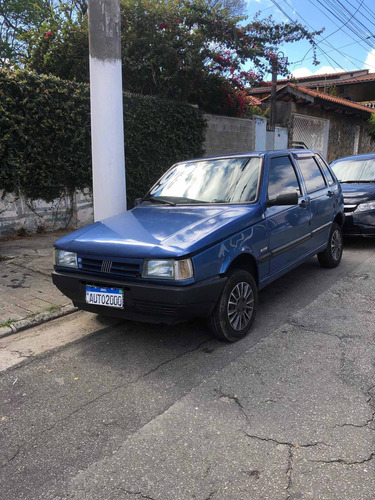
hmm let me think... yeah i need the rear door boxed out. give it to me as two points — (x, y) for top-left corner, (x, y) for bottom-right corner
(265, 154), (312, 275)
(294, 154), (333, 249)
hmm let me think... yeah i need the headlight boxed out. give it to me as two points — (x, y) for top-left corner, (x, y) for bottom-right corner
(142, 259), (193, 280)
(355, 201), (375, 212)
(54, 249), (78, 268)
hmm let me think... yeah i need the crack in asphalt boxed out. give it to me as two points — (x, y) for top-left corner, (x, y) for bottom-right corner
(116, 488), (156, 499)
(287, 321), (355, 342)
(216, 389), (251, 423)
(285, 445), (294, 500)
(310, 453), (375, 466)
(0, 338), (211, 469)
(0, 445), (21, 470)
(203, 489), (218, 500)
(243, 432), (328, 449)
(203, 464), (211, 479)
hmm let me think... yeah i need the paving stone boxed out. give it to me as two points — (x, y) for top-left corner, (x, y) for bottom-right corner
(0, 232), (70, 324)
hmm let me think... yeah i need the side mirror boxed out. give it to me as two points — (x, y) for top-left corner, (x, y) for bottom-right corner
(134, 198), (142, 207)
(268, 192), (299, 207)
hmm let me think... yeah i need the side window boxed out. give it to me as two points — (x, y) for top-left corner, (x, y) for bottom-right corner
(315, 155), (335, 186)
(268, 156), (301, 200)
(297, 157), (327, 193)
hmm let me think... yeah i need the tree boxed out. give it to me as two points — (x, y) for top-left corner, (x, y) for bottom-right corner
(118, 1), (321, 113)
(368, 114), (375, 141)
(207, 0), (246, 17)
(6, 0), (322, 116)
(0, 0), (46, 66)
(16, 0), (89, 80)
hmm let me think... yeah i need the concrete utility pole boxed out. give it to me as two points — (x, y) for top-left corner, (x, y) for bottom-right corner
(269, 51), (287, 133)
(269, 57), (278, 132)
(88, 0), (126, 221)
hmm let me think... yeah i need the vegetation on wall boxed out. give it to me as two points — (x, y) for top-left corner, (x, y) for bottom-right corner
(0, 70), (206, 203)
(368, 114), (375, 142)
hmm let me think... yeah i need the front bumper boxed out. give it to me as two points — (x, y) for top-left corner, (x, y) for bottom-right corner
(343, 211), (375, 237)
(52, 271), (227, 324)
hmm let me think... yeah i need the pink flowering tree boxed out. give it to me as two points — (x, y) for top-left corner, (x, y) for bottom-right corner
(120, 1), (321, 115)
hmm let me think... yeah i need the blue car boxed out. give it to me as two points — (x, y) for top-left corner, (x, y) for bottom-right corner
(52, 150), (344, 341)
(330, 153), (375, 237)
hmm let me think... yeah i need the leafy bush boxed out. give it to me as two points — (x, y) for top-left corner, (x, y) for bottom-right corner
(0, 70), (205, 204)
(368, 114), (375, 142)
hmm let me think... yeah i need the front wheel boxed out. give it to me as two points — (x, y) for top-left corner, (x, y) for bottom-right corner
(317, 222), (343, 268)
(209, 269), (258, 342)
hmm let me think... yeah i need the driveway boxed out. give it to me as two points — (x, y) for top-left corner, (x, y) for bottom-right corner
(0, 239), (374, 499)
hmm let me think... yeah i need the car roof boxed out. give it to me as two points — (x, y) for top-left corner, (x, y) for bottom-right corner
(332, 153), (375, 163)
(179, 149), (317, 164)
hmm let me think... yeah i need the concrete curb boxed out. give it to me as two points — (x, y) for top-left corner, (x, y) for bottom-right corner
(0, 304), (78, 339)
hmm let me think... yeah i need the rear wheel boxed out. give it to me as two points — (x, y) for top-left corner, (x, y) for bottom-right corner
(318, 222), (343, 268)
(209, 269), (258, 342)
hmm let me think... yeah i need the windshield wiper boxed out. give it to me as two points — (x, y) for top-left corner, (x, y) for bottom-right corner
(142, 195), (176, 206)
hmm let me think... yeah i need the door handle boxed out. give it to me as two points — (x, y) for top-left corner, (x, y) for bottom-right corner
(299, 197), (310, 208)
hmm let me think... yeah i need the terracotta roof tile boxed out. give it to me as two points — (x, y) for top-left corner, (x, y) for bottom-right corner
(306, 72), (375, 86)
(249, 70), (375, 94)
(262, 84), (375, 114)
(279, 69), (369, 83)
(248, 95), (262, 106)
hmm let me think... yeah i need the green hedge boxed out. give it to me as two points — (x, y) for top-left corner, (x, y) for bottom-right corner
(0, 70), (206, 204)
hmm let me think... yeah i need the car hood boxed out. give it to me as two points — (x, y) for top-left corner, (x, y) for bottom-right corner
(341, 183), (375, 205)
(54, 204), (263, 259)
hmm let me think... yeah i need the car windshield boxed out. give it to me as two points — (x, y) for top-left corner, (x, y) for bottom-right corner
(147, 157), (262, 204)
(331, 158), (375, 182)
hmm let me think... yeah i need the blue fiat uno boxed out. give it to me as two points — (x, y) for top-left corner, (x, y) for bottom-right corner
(52, 150), (344, 342)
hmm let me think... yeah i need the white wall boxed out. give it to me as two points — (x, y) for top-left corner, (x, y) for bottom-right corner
(204, 114), (267, 157)
(0, 190), (93, 238)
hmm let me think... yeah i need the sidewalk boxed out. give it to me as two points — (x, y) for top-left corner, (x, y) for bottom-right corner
(0, 231), (75, 336)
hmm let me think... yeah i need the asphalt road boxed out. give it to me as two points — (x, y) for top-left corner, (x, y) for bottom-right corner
(0, 239), (374, 500)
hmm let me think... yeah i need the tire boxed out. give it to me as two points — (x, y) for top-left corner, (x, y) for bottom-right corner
(209, 269), (258, 342)
(317, 222), (343, 268)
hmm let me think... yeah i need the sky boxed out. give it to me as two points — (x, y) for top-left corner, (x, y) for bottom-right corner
(244, 0), (375, 79)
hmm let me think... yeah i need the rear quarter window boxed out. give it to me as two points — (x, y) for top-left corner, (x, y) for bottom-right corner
(297, 157), (327, 193)
(315, 155), (335, 186)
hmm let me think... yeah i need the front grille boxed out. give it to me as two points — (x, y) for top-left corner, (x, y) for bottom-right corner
(344, 204), (357, 213)
(78, 256), (142, 278)
(134, 300), (178, 316)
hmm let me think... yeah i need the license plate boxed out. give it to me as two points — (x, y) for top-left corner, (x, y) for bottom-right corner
(85, 285), (124, 309)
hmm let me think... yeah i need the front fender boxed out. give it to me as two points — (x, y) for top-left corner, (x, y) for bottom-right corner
(192, 221), (268, 283)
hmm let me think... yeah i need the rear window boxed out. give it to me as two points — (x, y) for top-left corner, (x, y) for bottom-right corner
(297, 157), (327, 193)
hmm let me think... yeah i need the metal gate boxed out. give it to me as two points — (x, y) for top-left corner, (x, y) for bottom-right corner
(292, 114), (330, 157)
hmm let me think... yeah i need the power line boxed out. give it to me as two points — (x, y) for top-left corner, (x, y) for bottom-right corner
(281, 0), (374, 71)
(328, 0), (374, 36)
(291, 39), (375, 72)
(270, 0), (346, 70)
(314, 0), (374, 49)
(356, 0), (375, 20)
(305, 0), (371, 52)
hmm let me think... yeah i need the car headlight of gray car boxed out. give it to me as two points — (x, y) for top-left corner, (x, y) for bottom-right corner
(142, 259), (193, 280)
(355, 201), (375, 212)
(54, 249), (78, 268)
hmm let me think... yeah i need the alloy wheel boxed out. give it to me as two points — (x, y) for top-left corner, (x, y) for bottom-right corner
(227, 281), (254, 331)
(331, 229), (342, 261)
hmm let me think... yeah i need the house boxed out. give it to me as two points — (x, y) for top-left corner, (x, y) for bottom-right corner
(249, 70), (375, 161)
